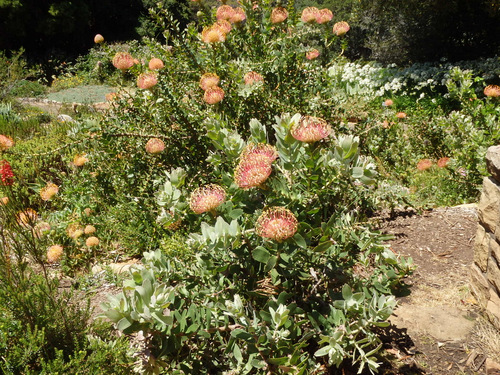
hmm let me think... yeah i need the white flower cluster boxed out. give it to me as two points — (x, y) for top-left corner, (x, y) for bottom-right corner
(327, 57), (500, 99)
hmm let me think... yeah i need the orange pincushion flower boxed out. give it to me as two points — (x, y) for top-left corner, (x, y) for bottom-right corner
(47, 245), (64, 263)
(417, 159), (433, 171)
(202, 25), (226, 43)
(84, 225), (96, 235)
(73, 154), (89, 167)
(17, 208), (37, 228)
(204, 86), (225, 104)
(148, 58), (164, 70)
(396, 112), (407, 119)
(437, 157), (450, 168)
(67, 223), (84, 239)
(112, 52), (135, 71)
(94, 34), (104, 44)
(306, 49), (320, 60)
(189, 184), (226, 214)
(333, 21), (350, 36)
(40, 182), (59, 201)
(86, 236), (100, 247)
(216, 5), (234, 21)
(234, 156), (273, 190)
(145, 138), (165, 154)
(301, 7), (320, 23)
(271, 7), (288, 24)
(105, 92), (118, 102)
(316, 9), (333, 24)
(199, 73), (220, 91)
(1, 196), (8, 205)
(244, 71), (264, 85)
(230, 7), (246, 23)
(0, 135), (14, 151)
(240, 143), (278, 164)
(137, 72), (158, 89)
(215, 19), (232, 34)
(256, 207), (298, 241)
(291, 116), (332, 143)
(484, 84), (500, 97)
(383, 99), (393, 106)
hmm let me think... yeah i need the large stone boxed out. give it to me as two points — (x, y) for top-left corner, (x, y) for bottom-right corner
(486, 145), (500, 183)
(491, 236), (500, 265)
(470, 264), (491, 308)
(486, 288), (500, 330)
(474, 224), (490, 271)
(478, 177), (500, 235)
(488, 256), (500, 295)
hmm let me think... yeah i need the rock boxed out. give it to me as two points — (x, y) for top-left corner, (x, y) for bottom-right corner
(57, 114), (75, 122)
(486, 145), (500, 183)
(486, 358), (500, 375)
(478, 177), (500, 236)
(474, 224), (491, 272)
(470, 264), (490, 307)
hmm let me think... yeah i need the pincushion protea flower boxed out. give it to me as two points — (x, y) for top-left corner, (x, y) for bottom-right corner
(332, 21), (350, 36)
(216, 5), (234, 21)
(230, 7), (246, 23)
(1, 196), (8, 205)
(73, 154), (89, 167)
(240, 143), (278, 164)
(417, 159), (433, 171)
(204, 86), (225, 104)
(137, 72), (158, 89)
(47, 245), (64, 263)
(17, 208), (37, 228)
(484, 84), (500, 97)
(145, 138), (165, 154)
(94, 34), (104, 44)
(86, 236), (100, 247)
(396, 112), (407, 119)
(0, 135), (14, 151)
(40, 182), (59, 201)
(271, 7), (288, 24)
(244, 71), (264, 85)
(148, 58), (164, 70)
(67, 223), (84, 239)
(316, 8), (333, 24)
(291, 116), (332, 143)
(202, 25), (227, 43)
(301, 7), (320, 23)
(215, 19), (232, 34)
(189, 184), (226, 214)
(0, 160), (14, 185)
(234, 156), (273, 190)
(199, 73), (220, 91)
(383, 99), (393, 106)
(306, 49), (320, 60)
(84, 225), (96, 235)
(437, 157), (450, 168)
(256, 207), (298, 241)
(112, 52), (135, 71)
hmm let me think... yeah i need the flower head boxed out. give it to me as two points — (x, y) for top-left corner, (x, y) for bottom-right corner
(73, 154), (89, 167)
(216, 5), (234, 21)
(148, 58), (164, 70)
(0, 135), (14, 151)
(94, 34), (104, 44)
(383, 99), (393, 106)
(230, 7), (246, 23)
(189, 184), (226, 214)
(86, 236), (100, 247)
(271, 7), (288, 24)
(84, 225), (96, 235)
(291, 116), (332, 143)
(112, 52), (135, 71)
(215, 19), (232, 34)
(306, 49), (320, 60)
(240, 143), (278, 164)
(316, 8), (333, 24)
(137, 72), (158, 89)
(1, 196), (8, 205)
(417, 159), (433, 171)
(396, 112), (407, 119)
(145, 138), (165, 154)
(47, 245), (64, 263)
(67, 223), (84, 239)
(199, 73), (220, 91)
(244, 71), (264, 85)
(201, 25), (226, 43)
(332, 21), (350, 36)
(484, 84), (500, 98)
(203, 86), (225, 104)
(301, 7), (319, 23)
(234, 156), (273, 190)
(437, 157), (450, 168)
(40, 182), (59, 201)
(256, 207), (298, 241)
(0, 160), (14, 185)
(17, 208), (37, 228)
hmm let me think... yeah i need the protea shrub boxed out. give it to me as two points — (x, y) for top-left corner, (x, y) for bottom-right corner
(316, 9), (333, 24)
(189, 184), (226, 214)
(306, 49), (320, 60)
(255, 207), (298, 241)
(201, 25), (227, 43)
(137, 72), (158, 89)
(234, 156), (273, 190)
(16, 208), (37, 228)
(94, 34), (104, 44)
(240, 143), (278, 164)
(417, 159), (433, 171)
(86, 236), (100, 247)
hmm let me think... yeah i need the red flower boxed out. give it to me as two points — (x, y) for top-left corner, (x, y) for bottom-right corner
(189, 184), (226, 214)
(256, 207), (298, 241)
(291, 116), (332, 143)
(0, 160), (14, 185)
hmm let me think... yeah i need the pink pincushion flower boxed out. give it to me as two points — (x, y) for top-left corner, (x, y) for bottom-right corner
(306, 49), (320, 60)
(202, 25), (226, 43)
(215, 20), (232, 34)
(204, 86), (225, 104)
(0, 160), (14, 185)
(240, 143), (278, 164)
(291, 116), (332, 143)
(316, 9), (333, 24)
(148, 58), (164, 70)
(417, 159), (433, 171)
(234, 156), (273, 190)
(230, 7), (246, 23)
(256, 207), (298, 241)
(484, 84), (500, 97)
(145, 138), (165, 154)
(189, 184), (226, 214)
(137, 72), (158, 89)
(301, 7), (320, 23)
(112, 52), (135, 71)
(271, 7), (288, 24)
(216, 5), (234, 21)
(0, 135), (14, 151)
(437, 157), (450, 168)
(244, 71), (264, 85)
(332, 21), (350, 36)
(199, 73), (220, 91)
